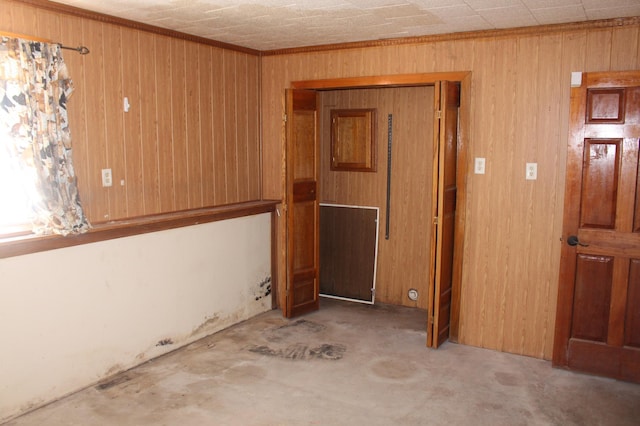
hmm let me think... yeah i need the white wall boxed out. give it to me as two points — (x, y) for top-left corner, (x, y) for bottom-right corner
(0, 213), (273, 421)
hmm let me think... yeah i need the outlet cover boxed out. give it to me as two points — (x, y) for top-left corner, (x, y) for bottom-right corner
(101, 168), (113, 187)
(474, 157), (486, 174)
(526, 163), (537, 180)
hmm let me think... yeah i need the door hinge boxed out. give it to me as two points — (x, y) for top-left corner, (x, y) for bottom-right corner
(283, 113), (287, 122)
(435, 110), (442, 119)
(433, 216), (439, 225)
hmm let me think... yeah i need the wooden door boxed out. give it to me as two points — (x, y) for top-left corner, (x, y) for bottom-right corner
(427, 81), (460, 348)
(553, 71), (640, 382)
(284, 89), (320, 318)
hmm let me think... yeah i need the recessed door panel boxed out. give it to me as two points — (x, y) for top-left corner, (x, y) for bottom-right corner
(580, 139), (620, 229)
(571, 254), (614, 342)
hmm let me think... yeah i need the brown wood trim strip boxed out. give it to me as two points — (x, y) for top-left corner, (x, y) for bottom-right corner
(11, 0), (261, 56)
(0, 200), (279, 259)
(0, 30), (50, 42)
(263, 16), (640, 56)
(291, 72), (470, 90)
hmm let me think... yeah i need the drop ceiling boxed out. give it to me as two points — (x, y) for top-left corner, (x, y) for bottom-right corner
(52, 0), (640, 51)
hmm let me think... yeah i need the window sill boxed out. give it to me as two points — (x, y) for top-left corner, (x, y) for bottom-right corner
(0, 200), (279, 259)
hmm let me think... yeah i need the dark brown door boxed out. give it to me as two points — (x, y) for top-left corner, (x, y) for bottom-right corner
(284, 89), (320, 318)
(553, 71), (640, 382)
(428, 81), (460, 348)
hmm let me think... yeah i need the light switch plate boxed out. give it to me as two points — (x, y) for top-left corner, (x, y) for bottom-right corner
(474, 157), (486, 174)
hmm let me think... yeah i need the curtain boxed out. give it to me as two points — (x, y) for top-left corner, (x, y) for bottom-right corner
(0, 36), (90, 235)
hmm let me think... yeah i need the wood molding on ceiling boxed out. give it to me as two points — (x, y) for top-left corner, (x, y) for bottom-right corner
(262, 16), (640, 56)
(12, 0), (261, 55)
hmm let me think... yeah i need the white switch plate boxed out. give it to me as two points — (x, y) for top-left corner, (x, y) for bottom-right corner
(526, 163), (537, 180)
(474, 157), (486, 174)
(101, 168), (113, 187)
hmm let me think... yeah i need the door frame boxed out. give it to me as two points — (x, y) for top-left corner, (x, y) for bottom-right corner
(284, 72), (471, 341)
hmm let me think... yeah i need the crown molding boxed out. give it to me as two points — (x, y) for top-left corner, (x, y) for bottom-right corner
(12, 0), (261, 56)
(262, 16), (640, 56)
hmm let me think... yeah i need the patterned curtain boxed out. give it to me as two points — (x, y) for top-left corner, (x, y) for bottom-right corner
(0, 37), (90, 235)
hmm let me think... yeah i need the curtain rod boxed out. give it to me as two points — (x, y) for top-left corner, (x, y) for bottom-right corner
(58, 44), (90, 55)
(0, 30), (90, 55)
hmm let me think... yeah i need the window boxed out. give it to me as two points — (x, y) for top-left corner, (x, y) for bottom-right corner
(1, 36), (90, 237)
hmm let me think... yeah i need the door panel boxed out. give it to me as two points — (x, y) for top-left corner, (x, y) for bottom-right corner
(626, 260), (640, 347)
(571, 254), (613, 342)
(553, 71), (640, 382)
(580, 139), (620, 229)
(285, 89), (319, 318)
(427, 81), (459, 348)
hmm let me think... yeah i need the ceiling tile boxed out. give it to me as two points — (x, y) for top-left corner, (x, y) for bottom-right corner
(50, 1), (640, 51)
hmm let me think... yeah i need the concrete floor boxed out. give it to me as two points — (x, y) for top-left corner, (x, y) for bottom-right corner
(4, 298), (640, 426)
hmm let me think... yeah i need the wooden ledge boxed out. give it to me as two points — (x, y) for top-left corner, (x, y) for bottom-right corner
(0, 200), (279, 259)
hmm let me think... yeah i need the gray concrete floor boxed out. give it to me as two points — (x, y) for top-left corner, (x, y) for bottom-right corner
(4, 298), (640, 426)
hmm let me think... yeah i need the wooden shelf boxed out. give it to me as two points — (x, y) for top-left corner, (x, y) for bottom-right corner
(0, 200), (279, 259)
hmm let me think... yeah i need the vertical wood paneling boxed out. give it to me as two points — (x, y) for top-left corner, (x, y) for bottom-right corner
(585, 29), (613, 72)
(122, 28), (144, 219)
(199, 45), (215, 207)
(185, 41), (202, 208)
(236, 54), (250, 202)
(82, 21), (109, 221)
(138, 31), (160, 215)
(611, 26), (639, 71)
(212, 48), (228, 205)
(155, 35), (175, 212)
(224, 50), (239, 203)
(500, 35), (539, 356)
(247, 54), (261, 199)
(171, 38), (189, 211)
(102, 24), (126, 220)
(530, 33), (564, 358)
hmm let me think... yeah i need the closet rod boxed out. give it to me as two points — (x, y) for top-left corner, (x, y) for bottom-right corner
(0, 30), (90, 54)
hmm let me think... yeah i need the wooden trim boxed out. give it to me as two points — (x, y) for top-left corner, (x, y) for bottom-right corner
(292, 72), (470, 90)
(0, 30), (50, 42)
(10, 0), (260, 56)
(449, 73), (471, 343)
(0, 200), (279, 259)
(263, 16), (640, 56)
(271, 208), (278, 309)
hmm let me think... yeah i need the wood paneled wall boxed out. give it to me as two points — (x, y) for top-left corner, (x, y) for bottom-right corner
(261, 21), (640, 360)
(319, 87), (434, 309)
(1, 0), (261, 224)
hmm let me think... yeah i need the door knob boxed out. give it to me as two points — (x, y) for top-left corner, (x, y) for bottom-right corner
(567, 235), (589, 247)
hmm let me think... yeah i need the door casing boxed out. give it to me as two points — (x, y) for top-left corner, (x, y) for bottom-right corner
(280, 72), (470, 343)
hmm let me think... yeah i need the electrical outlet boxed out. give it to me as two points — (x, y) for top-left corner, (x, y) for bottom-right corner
(474, 157), (486, 174)
(526, 163), (537, 180)
(101, 168), (112, 187)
